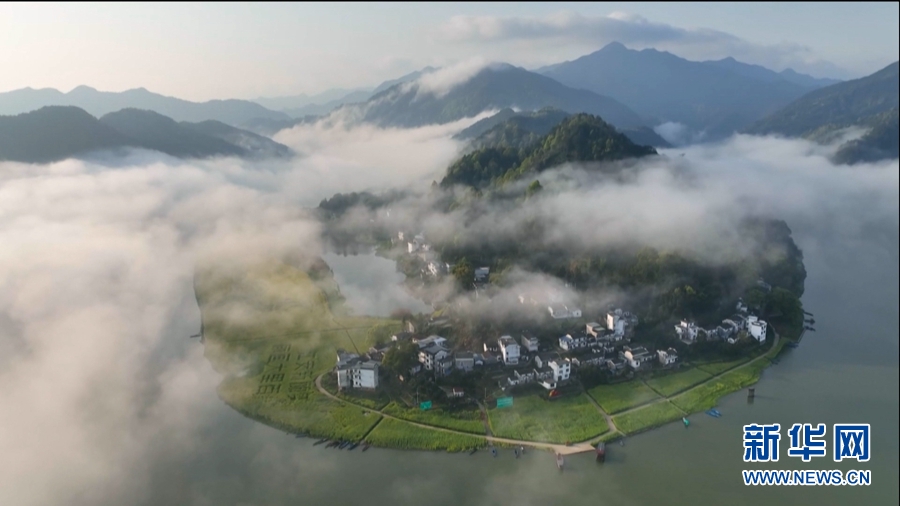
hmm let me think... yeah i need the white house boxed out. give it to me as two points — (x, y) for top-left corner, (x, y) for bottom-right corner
(498, 335), (520, 365)
(454, 351), (475, 372)
(657, 348), (678, 366)
(415, 335), (448, 349)
(621, 346), (654, 370)
(606, 310), (626, 337)
(549, 357), (571, 383)
(427, 260), (450, 277)
(419, 344), (450, 371)
(474, 267), (490, 283)
(747, 315), (768, 343)
(335, 351), (379, 390)
(674, 320), (699, 344)
(520, 333), (540, 353)
(558, 334), (588, 351)
(549, 304), (583, 319)
(586, 322), (605, 338)
(534, 352), (561, 369)
(736, 299), (748, 313)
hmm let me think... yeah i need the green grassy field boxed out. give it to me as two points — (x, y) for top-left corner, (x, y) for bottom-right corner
(587, 381), (663, 414)
(696, 357), (750, 375)
(645, 368), (713, 396)
(382, 402), (485, 434)
(365, 418), (485, 451)
(198, 260), (400, 442)
(612, 401), (685, 435)
(488, 393), (609, 443)
(671, 359), (769, 413)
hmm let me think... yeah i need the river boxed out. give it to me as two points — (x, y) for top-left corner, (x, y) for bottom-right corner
(148, 222), (898, 506)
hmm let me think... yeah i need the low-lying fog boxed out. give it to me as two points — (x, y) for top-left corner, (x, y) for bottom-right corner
(0, 111), (897, 505)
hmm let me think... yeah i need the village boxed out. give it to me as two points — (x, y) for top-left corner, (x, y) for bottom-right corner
(334, 232), (772, 406)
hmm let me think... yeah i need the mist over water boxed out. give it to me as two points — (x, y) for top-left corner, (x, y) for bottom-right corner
(0, 118), (897, 505)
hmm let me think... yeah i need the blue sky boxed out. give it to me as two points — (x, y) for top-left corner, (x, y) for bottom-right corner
(1, 2), (897, 100)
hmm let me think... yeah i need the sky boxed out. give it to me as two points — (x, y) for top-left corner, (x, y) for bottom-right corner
(0, 2), (897, 101)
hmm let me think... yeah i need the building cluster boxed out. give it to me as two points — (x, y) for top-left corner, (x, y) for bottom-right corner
(335, 350), (380, 390)
(335, 302), (698, 395)
(675, 300), (768, 345)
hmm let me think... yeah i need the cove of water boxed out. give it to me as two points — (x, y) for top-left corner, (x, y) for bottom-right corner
(151, 223), (898, 506)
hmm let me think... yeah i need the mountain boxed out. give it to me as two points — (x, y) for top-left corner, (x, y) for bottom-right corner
(705, 57), (840, 88)
(0, 86), (289, 126)
(352, 64), (646, 130)
(253, 68), (439, 120)
(178, 120), (293, 159)
(253, 87), (370, 111)
(538, 42), (821, 139)
(0, 106), (292, 163)
(0, 106), (132, 163)
(833, 108), (899, 164)
(457, 108), (670, 149)
(441, 113), (656, 188)
(745, 62), (899, 139)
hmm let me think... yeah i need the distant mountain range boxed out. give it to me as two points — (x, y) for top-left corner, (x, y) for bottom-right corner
(252, 68), (438, 118)
(347, 63), (646, 130)
(746, 61), (898, 164)
(0, 85), (289, 126)
(455, 107), (670, 150)
(538, 42), (837, 140)
(0, 106), (291, 163)
(442, 113), (656, 189)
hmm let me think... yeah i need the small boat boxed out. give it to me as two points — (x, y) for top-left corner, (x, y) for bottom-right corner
(362, 443), (371, 452)
(556, 453), (565, 470)
(595, 442), (606, 462)
(491, 447), (498, 457)
(326, 440), (339, 448)
(313, 438), (328, 446)
(683, 417), (690, 427)
(785, 342), (799, 349)
(618, 438), (625, 447)
(468, 448), (478, 456)
(347, 442), (359, 451)
(706, 409), (721, 418)
(338, 441), (350, 449)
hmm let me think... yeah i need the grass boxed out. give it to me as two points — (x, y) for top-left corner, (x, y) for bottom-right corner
(613, 401), (685, 435)
(587, 381), (662, 414)
(383, 402), (485, 434)
(696, 357), (749, 375)
(199, 260), (400, 443)
(488, 393), (609, 444)
(645, 368), (713, 396)
(671, 359), (769, 413)
(365, 418), (485, 451)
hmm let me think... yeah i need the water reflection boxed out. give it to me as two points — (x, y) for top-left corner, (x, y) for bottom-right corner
(322, 248), (432, 317)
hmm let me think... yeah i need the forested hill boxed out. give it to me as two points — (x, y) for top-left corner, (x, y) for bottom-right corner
(441, 113), (657, 188)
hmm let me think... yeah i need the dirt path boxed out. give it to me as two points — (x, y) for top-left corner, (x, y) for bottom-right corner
(315, 374), (595, 455)
(609, 332), (781, 419)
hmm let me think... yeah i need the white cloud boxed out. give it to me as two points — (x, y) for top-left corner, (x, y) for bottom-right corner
(438, 11), (847, 78)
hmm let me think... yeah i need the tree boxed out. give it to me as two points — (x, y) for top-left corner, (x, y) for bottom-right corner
(525, 179), (543, 198)
(451, 257), (474, 289)
(382, 341), (418, 375)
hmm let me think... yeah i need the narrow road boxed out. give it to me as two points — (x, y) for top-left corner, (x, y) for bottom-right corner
(578, 381), (619, 435)
(315, 374), (595, 455)
(609, 331), (782, 419)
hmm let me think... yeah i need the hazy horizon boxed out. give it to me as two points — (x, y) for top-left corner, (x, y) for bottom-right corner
(1, 3), (898, 101)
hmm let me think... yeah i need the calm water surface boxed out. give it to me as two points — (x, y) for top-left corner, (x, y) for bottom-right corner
(155, 225), (898, 506)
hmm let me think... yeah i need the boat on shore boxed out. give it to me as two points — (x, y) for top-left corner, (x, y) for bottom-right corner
(683, 417), (690, 427)
(556, 453), (565, 470)
(313, 438), (328, 446)
(338, 441), (350, 449)
(326, 440), (339, 448)
(595, 442), (606, 462)
(706, 409), (722, 418)
(468, 448), (478, 456)
(361, 442), (371, 452)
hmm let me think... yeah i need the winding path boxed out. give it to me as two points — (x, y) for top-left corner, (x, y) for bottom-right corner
(314, 374), (596, 455)
(314, 331), (782, 452)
